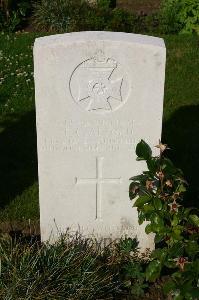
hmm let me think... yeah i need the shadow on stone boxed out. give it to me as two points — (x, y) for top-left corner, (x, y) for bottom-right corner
(0, 111), (38, 208)
(162, 105), (199, 208)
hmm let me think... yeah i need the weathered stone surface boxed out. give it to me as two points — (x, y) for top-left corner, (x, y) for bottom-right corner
(34, 31), (166, 250)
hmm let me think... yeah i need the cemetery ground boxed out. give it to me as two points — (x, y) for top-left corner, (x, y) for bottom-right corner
(0, 31), (199, 299)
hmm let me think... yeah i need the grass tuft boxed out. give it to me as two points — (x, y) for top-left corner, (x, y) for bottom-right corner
(0, 232), (145, 299)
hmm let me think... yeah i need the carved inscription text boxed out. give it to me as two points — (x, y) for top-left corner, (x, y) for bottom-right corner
(39, 119), (134, 153)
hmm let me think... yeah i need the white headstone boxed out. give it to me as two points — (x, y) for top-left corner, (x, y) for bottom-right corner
(34, 31), (166, 250)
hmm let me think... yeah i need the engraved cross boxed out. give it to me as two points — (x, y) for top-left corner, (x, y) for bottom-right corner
(75, 157), (122, 220)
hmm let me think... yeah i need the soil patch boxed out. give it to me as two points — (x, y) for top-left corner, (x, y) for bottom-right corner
(117, 0), (162, 14)
(0, 220), (40, 236)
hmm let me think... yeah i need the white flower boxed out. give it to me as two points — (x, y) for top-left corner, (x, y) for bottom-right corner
(155, 140), (169, 153)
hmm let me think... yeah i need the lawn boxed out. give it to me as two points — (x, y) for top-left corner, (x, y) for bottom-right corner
(0, 32), (199, 226)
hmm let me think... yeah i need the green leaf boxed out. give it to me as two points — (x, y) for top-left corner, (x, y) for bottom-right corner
(155, 225), (165, 234)
(129, 182), (139, 200)
(169, 242), (184, 257)
(177, 183), (187, 193)
(154, 234), (164, 243)
(185, 240), (199, 256)
(133, 195), (151, 208)
(163, 279), (176, 294)
(145, 260), (162, 282)
(147, 158), (158, 173)
(170, 229), (183, 241)
(136, 157), (145, 161)
(164, 259), (176, 269)
(152, 248), (167, 262)
(184, 208), (194, 218)
(189, 214), (199, 227)
(152, 213), (164, 227)
(185, 288), (199, 299)
(143, 204), (154, 213)
(129, 174), (147, 181)
(119, 237), (139, 253)
(136, 140), (152, 160)
(153, 198), (163, 210)
(171, 215), (179, 226)
(161, 158), (175, 173)
(173, 295), (183, 300)
(138, 211), (145, 225)
(145, 224), (153, 234)
(172, 271), (183, 280)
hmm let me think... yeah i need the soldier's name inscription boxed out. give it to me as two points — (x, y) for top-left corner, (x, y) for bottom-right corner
(39, 119), (134, 152)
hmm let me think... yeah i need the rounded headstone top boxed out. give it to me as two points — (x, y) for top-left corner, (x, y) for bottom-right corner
(34, 31), (165, 49)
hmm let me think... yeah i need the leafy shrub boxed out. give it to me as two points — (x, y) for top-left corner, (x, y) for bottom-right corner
(32, 0), (199, 34)
(96, 0), (111, 9)
(160, 0), (199, 34)
(33, 0), (111, 32)
(81, 2), (111, 31)
(32, 0), (145, 33)
(130, 140), (199, 299)
(0, 232), (146, 299)
(32, 0), (89, 32)
(105, 8), (140, 33)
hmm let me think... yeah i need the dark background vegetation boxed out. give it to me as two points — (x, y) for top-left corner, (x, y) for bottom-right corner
(1, 0), (199, 34)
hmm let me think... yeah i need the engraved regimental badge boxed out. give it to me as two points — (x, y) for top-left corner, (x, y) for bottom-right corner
(69, 50), (128, 113)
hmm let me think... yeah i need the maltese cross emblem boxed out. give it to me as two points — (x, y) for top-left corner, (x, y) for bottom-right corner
(69, 50), (125, 113)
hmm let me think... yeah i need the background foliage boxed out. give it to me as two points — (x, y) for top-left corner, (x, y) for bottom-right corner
(32, 0), (199, 34)
(1, 0), (199, 34)
(160, 0), (199, 34)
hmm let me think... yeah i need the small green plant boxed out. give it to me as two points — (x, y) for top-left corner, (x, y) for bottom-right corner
(107, 237), (148, 298)
(130, 140), (199, 299)
(160, 0), (199, 34)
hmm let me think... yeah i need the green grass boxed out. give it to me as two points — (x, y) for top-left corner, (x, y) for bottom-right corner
(162, 35), (199, 207)
(0, 234), (143, 299)
(0, 32), (199, 222)
(0, 32), (40, 222)
(163, 35), (199, 120)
